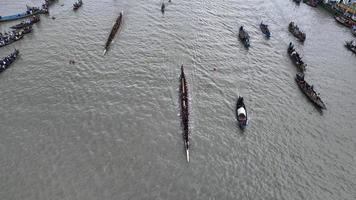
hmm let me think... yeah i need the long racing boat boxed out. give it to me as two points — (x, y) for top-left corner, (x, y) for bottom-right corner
(180, 65), (190, 162)
(103, 11), (123, 55)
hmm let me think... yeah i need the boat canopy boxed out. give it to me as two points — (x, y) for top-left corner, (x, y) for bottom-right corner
(237, 107), (246, 117)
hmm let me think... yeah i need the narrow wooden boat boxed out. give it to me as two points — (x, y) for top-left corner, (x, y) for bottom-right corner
(11, 16), (40, 29)
(161, 3), (165, 13)
(17, 26), (33, 35)
(289, 22), (306, 42)
(293, 0), (301, 5)
(260, 22), (271, 38)
(288, 42), (307, 71)
(239, 26), (250, 48)
(179, 65), (190, 162)
(345, 40), (356, 54)
(103, 11), (123, 55)
(335, 15), (354, 28)
(0, 32), (24, 48)
(236, 96), (248, 129)
(296, 73), (326, 109)
(0, 49), (20, 74)
(303, 0), (318, 7)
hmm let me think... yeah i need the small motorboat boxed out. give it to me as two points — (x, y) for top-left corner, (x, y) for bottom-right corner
(239, 26), (250, 48)
(236, 96), (248, 129)
(260, 22), (271, 38)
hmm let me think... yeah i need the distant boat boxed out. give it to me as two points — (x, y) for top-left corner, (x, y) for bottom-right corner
(303, 0), (318, 7)
(236, 96), (248, 129)
(103, 11), (123, 55)
(179, 65), (190, 162)
(239, 26), (250, 48)
(10, 16), (40, 29)
(289, 22), (306, 42)
(0, 32), (24, 48)
(0, 7), (47, 22)
(288, 42), (307, 72)
(334, 15), (354, 28)
(293, 0), (301, 5)
(345, 40), (356, 54)
(161, 3), (165, 14)
(295, 73), (326, 109)
(0, 49), (20, 74)
(73, 0), (83, 10)
(260, 22), (271, 38)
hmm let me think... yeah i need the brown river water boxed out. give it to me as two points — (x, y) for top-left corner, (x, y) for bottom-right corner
(0, 0), (355, 199)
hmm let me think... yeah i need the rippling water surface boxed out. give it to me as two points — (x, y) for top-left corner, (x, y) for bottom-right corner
(1, 0), (355, 199)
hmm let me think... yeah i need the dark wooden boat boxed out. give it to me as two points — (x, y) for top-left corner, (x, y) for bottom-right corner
(0, 49), (19, 74)
(17, 26), (33, 34)
(260, 22), (271, 38)
(0, 31), (24, 48)
(289, 22), (306, 42)
(288, 43), (306, 71)
(303, 0), (318, 7)
(10, 16), (40, 29)
(236, 96), (248, 129)
(26, 5), (49, 14)
(103, 11), (123, 55)
(73, 0), (83, 10)
(293, 0), (301, 5)
(296, 73), (326, 109)
(180, 65), (190, 162)
(161, 3), (165, 13)
(334, 15), (354, 28)
(345, 40), (356, 54)
(239, 26), (250, 48)
(42, 0), (57, 10)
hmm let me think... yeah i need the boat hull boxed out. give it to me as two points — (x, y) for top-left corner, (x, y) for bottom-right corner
(295, 74), (326, 109)
(0, 9), (47, 22)
(0, 50), (19, 73)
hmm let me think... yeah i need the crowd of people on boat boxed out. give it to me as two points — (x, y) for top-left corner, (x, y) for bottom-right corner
(288, 43), (306, 67)
(296, 73), (322, 102)
(289, 22), (306, 41)
(0, 50), (19, 73)
(0, 31), (24, 47)
(11, 16), (40, 29)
